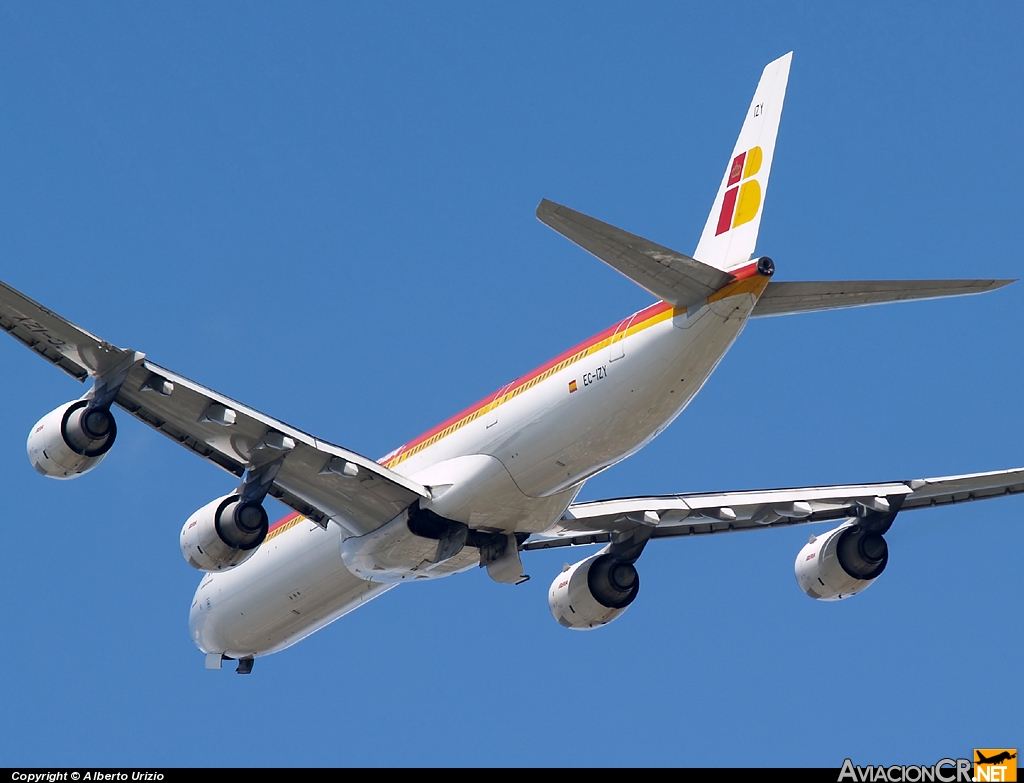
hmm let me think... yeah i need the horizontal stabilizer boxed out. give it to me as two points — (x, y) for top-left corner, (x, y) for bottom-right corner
(537, 198), (732, 308)
(750, 279), (1014, 318)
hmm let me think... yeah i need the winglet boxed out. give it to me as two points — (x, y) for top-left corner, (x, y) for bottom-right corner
(693, 52), (792, 273)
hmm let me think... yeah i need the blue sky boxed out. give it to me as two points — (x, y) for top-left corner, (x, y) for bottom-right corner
(1, 2), (1021, 768)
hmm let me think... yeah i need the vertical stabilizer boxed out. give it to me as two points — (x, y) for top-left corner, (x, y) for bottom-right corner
(693, 52), (792, 273)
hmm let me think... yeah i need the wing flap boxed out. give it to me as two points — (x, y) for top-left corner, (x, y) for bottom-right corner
(536, 198), (732, 308)
(751, 279), (1014, 318)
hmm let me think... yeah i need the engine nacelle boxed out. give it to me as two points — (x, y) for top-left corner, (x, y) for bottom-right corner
(795, 520), (889, 601)
(180, 494), (269, 572)
(27, 400), (117, 479)
(548, 552), (640, 630)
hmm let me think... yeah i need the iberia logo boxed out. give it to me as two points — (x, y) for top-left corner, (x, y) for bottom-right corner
(975, 749), (1017, 782)
(715, 145), (763, 235)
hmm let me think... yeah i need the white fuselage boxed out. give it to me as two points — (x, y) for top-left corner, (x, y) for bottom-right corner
(189, 276), (767, 659)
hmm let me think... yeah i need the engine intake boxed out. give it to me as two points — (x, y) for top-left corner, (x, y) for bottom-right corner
(548, 553), (640, 630)
(795, 521), (889, 601)
(27, 400), (117, 479)
(180, 494), (269, 572)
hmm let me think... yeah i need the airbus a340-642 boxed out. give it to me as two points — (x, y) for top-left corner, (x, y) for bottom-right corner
(3, 53), (1020, 674)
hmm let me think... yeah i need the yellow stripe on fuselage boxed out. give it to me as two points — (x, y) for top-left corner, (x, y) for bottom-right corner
(381, 302), (681, 470)
(266, 513), (305, 541)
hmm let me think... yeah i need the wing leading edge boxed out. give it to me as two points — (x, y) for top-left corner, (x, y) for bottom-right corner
(523, 468), (1024, 551)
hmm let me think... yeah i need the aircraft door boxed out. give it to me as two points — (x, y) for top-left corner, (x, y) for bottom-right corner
(608, 314), (637, 362)
(485, 383), (513, 429)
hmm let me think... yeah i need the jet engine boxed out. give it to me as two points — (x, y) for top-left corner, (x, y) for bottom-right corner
(794, 520), (889, 600)
(548, 552), (640, 630)
(27, 400), (117, 479)
(180, 494), (269, 572)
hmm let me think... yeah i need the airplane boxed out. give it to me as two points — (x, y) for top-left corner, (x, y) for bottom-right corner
(2, 52), (1022, 675)
(976, 752), (1017, 765)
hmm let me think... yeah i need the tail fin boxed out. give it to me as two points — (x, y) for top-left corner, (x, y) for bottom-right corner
(693, 52), (792, 273)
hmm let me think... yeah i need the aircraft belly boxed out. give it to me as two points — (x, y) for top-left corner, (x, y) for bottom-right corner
(339, 508), (481, 582)
(337, 455), (580, 581)
(190, 521), (394, 657)
(411, 454), (578, 533)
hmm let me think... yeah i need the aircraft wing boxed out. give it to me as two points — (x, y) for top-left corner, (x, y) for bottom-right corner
(0, 278), (430, 533)
(523, 468), (1024, 550)
(0, 278), (130, 381)
(750, 279), (1014, 318)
